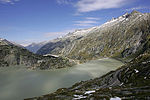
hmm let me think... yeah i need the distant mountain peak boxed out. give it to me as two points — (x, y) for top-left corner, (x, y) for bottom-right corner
(0, 38), (7, 42)
(25, 41), (48, 53)
(0, 38), (13, 46)
(0, 38), (4, 41)
(131, 10), (142, 15)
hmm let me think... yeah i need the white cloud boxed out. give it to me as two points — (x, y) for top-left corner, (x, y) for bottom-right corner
(74, 17), (100, 27)
(125, 6), (150, 11)
(74, 20), (98, 27)
(0, 0), (11, 3)
(85, 17), (100, 20)
(14, 39), (38, 46)
(17, 29), (75, 46)
(45, 29), (75, 38)
(0, 0), (19, 4)
(56, 0), (127, 13)
(75, 0), (126, 13)
(56, 0), (73, 5)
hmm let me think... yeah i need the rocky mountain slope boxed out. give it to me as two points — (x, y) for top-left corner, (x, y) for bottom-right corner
(0, 38), (14, 45)
(26, 51), (150, 100)
(36, 28), (94, 56)
(0, 39), (75, 69)
(37, 11), (150, 63)
(26, 42), (47, 53)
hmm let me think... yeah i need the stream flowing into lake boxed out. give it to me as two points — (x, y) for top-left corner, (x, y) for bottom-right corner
(0, 58), (123, 100)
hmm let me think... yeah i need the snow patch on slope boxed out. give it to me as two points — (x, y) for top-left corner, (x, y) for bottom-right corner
(100, 13), (128, 28)
(65, 26), (98, 38)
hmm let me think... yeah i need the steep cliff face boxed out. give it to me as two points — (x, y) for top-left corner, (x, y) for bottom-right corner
(37, 11), (150, 62)
(26, 52), (150, 100)
(0, 39), (75, 69)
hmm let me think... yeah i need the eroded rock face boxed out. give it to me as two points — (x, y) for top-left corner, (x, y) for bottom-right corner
(26, 53), (150, 100)
(37, 11), (150, 62)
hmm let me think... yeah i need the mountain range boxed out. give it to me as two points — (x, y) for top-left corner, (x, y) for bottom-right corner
(0, 38), (75, 69)
(24, 10), (150, 100)
(1, 10), (149, 70)
(0, 10), (150, 99)
(35, 11), (150, 63)
(25, 41), (47, 53)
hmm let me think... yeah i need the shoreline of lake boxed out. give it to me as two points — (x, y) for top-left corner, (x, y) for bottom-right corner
(0, 58), (124, 100)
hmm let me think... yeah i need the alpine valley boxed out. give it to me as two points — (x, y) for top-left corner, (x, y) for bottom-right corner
(0, 10), (150, 100)
(26, 11), (150, 100)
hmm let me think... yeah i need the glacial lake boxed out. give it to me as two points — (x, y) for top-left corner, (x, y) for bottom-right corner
(0, 58), (123, 100)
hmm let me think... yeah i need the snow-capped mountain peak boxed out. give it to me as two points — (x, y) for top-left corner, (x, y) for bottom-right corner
(25, 41), (48, 53)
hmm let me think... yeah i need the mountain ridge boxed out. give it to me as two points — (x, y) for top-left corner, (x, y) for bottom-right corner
(37, 11), (150, 63)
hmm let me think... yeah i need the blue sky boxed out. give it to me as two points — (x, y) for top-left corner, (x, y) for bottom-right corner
(0, 0), (150, 46)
